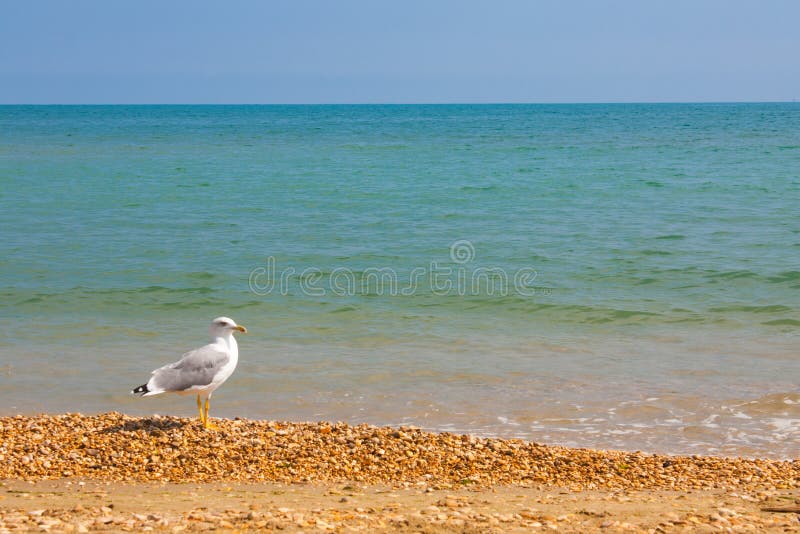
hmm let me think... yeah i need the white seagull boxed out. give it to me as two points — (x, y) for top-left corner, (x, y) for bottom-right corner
(132, 316), (247, 429)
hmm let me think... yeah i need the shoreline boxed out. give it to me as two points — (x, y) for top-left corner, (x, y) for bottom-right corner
(2, 413), (800, 531)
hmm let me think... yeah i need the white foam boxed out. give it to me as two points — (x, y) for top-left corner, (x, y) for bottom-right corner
(767, 418), (800, 433)
(497, 416), (521, 426)
(702, 414), (719, 426)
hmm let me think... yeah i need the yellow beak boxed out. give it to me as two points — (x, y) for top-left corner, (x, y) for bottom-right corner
(234, 325), (247, 333)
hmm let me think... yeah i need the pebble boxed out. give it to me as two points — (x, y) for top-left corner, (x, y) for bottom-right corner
(1, 412), (798, 493)
(1, 413), (799, 532)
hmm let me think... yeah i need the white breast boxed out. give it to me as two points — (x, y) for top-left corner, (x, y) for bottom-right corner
(207, 335), (239, 394)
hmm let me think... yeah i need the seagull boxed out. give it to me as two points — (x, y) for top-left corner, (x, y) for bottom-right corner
(131, 316), (247, 429)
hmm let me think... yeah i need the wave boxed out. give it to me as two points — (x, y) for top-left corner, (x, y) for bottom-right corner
(1, 278), (795, 329)
(133, 285), (215, 294)
(709, 304), (792, 313)
(5, 286), (226, 312)
(639, 249), (672, 256)
(706, 270), (759, 280)
(338, 143), (409, 151)
(459, 185), (500, 192)
(767, 271), (800, 283)
(762, 319), (800, 326)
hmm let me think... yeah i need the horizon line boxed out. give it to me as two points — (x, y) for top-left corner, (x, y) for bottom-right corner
(1, 100), (798, 106)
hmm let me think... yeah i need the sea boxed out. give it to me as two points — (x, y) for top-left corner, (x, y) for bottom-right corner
(1, 104), (798, 458)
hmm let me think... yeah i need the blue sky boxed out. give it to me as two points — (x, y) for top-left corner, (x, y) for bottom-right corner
(1, 0), (798, 103)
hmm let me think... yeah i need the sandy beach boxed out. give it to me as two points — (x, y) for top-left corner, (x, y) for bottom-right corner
(2, 413), (800, 532)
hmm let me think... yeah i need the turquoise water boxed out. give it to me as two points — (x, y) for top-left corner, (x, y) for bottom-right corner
(1, 104), (798, 457)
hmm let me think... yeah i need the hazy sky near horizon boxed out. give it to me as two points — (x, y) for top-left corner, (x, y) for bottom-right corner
(1, 0), (798, 104)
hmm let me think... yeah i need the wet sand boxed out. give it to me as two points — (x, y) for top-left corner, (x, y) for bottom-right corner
(2, 479), (800, 532)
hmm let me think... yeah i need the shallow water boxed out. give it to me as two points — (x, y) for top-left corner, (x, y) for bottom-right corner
(1, 104), (798, 457)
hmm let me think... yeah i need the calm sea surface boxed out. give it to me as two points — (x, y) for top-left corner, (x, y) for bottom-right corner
(1, 104), (798, 457)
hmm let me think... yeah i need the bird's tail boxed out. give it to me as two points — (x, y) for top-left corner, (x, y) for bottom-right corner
(131, 384), (149, 396)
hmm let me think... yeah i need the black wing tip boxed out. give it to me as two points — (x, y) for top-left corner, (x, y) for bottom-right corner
(132, 384), (149, 396)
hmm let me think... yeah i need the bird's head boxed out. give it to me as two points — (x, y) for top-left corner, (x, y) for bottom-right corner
(210, 316), (247, 337)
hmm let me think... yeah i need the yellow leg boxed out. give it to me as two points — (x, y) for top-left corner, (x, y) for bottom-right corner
(203, 397), (218, 430)
(196, 394), (205, 424)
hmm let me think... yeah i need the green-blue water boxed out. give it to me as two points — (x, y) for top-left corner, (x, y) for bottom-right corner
(1, 104), (798, 457)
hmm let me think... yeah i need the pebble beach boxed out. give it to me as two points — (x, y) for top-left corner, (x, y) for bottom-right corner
(2, 413), (800, 532)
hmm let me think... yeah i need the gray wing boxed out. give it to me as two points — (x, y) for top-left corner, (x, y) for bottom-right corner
(148, 344), (230, 392)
